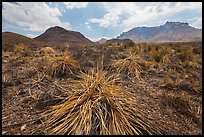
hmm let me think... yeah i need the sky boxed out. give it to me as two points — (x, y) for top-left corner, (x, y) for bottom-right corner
(2, 2), (202, 41)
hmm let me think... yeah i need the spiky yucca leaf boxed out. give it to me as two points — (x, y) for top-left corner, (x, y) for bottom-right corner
(45, 55), (78, 78)
(41, 60), (161, 135)
(110, 51), (142, 77)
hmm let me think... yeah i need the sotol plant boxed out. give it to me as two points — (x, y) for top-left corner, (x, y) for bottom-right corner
(110, 51), (143, 78)
(40, 58), (161, 135)
(44, 53), (78, 78)
(161, 91), (201, 125)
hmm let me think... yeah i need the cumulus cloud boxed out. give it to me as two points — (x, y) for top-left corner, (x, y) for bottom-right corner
(88, 2), (202, 31)
(188, 17), (202, 29)
(2, 2), (71, 32)
(84, 22), (91, 29)
(26, 33), (37, 38)
(63, 2), (88, 9)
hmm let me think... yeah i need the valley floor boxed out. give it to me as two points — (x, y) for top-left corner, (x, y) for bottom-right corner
(2, 42), (202, 135)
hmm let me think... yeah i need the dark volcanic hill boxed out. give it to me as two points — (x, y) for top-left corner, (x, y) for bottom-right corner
(34, 26), (94, 46)
(2, 32), (51, 51)
(117, 21), (202, 43)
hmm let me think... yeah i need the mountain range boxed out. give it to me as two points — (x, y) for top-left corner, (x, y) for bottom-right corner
(117, 21), (202, 43)
(2, 21), (202, 51)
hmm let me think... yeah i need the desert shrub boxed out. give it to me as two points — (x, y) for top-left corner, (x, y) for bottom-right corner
(40, 61), (161, 135)
(191, 80), (202, 95)
(176, 47), (194, 62)
(192, 47), (202, 55)
(44, 54), (78, 78)
(39, 47), (58, 57)
(173, 46), (182, 53)
(13, 43), (34, 58)
(161, 77), (176, 90)
(2, 52), (12, 63)
(110, 51), (142, 77)
(161, 92), (201, 125)
(126, 44), (143, 54)
(13, 43), (29, 53)
(142, 44), (154, 53)
(151, 47), (170, 63)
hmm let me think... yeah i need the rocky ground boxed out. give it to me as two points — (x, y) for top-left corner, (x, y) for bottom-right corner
(2, 42), (202, 135)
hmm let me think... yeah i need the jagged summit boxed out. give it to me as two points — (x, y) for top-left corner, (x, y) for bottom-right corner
(164, 21), (189, 26)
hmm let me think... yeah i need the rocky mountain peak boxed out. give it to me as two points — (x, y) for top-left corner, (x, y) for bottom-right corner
(117, 21), (201, 43)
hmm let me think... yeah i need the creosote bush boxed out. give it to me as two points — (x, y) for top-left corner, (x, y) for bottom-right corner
(41, 59), (161, 135)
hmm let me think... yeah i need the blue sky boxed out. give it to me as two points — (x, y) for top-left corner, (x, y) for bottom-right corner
(2, 2), (202, 41)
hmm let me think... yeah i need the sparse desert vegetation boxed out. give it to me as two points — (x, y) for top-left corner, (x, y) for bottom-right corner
(2, 41), (202, 135)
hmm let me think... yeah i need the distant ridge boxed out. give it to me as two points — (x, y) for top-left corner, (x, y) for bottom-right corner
(117, 21), (202, 43)
(2, 32), (51, 51)
(97, 38), (108, 44)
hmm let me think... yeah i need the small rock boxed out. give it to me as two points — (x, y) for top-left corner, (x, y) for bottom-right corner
(170, 74), (178, 81)
(178, 80), (192, 91)
(149, 78), (160, 86)
(21, 124), (26, 131)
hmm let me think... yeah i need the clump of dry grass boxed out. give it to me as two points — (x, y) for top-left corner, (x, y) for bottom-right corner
(2, 51), (12, 63)
(176, 47), (194, 62)
(44, 54), (78, 78)
(40, 59), (161, 135)
(110, 51), (143, 77)
(13, 43), (29, 53)
(161, 91), (201, 125)
(39, 47), (58, 57)
(161, 77), (176, 90)
(150, 46), (171, 63)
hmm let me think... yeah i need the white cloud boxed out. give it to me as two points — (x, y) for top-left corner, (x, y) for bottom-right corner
(189, 17), (202, 29)
(63, 2), (88, 9)
(26, 33), (37, 38)
(2, 2), (71, 32)
(84, 22), (91, 29)
(88, 2), (202, 31)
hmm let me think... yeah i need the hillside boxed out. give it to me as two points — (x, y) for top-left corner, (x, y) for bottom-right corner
(34, 26), (94, 46)
(2, 32), (51, 51)
(117, 21), (202, 43)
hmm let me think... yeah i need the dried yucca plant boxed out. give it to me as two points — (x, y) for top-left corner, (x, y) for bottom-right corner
(40, 58), (161, 135)
(39, 47), (58, 57)
(110, 51), (143, 77)
(160, 91), (201, 124)
(44, 54), (78, 78)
